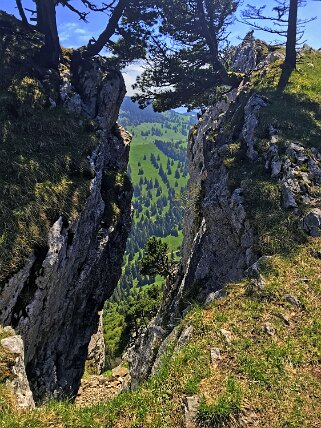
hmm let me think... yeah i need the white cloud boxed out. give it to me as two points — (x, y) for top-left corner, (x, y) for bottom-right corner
(58, 22), (96, 48)
(122, 63), (145, 95)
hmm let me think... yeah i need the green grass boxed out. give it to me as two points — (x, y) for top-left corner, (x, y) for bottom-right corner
(254, 50), (321, 151)
(2, 240), (321, 427)
(0, 91), (100, 286)
(197, 377), (242, 427)
(105, 112), (190, 367)
(129, 129), (187, 206)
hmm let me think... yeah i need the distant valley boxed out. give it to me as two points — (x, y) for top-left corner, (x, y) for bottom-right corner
(103, 97), (197, 367)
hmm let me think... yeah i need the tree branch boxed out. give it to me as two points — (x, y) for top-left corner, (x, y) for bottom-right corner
(83, 0), (126, 58)
(60, 0), (89, 21)
(15, 0), (30, 27)
(80, 0), (116, 12)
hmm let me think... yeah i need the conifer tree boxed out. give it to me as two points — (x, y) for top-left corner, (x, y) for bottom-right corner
(13, 0), (160, 68)
(132, 0), (240, 111)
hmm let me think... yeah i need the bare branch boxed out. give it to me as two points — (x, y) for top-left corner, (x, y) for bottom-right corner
(15, 0), (30, 27)
(80, 0), (116, 12)
(60, 0), (89, 21)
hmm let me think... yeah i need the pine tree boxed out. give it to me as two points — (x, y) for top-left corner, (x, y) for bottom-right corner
(132, 0), (241, 111)
(13, 0), (160, 68)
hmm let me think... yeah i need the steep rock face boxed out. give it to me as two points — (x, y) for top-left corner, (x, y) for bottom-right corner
(129, 40), (321, 387)
(0, 15), (132, 402)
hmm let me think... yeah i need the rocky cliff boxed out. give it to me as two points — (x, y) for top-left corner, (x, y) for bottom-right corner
(129, 36), (321, 387)
(0, 13), (132, 403)
(0, 28), (320, 428)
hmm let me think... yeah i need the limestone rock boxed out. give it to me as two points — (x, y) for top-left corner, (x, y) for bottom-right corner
(1, 335), (34, 410)
(302, 209), (321, 237)
(232, 32), (258, 74)
(210, 348), (222, 367)
(128, 324), (168, 389)
(271, 159), (283, 178)
(282, 183), (298, 209)
(262, 323), (275, 337)
(176, 325), (194, 349)
(265, 50), (285, 64)
(184, 395), (200, 428)
(242, 94), (267, 161)
(220, 329), (233, 345)
(86, 312), (106, 375)
(246, 257), (271, 279)
(285, 295), (301, 308)
(204, 289), (227, 307)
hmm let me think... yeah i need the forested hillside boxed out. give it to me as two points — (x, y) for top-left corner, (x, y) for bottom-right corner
(103, 97), (196, 367)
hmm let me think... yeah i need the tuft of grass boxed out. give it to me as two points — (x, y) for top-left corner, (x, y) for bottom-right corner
(197, 376), (242, 427)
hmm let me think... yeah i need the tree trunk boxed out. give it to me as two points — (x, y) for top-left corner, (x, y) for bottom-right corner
(285, 0), (298, 70)
(278, 0), (298, 90)
(36, 0), (60, 68)
(196, 0), (230, 82)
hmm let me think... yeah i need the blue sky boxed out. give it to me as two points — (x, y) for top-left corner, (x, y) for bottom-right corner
(1, 0), (321, 93)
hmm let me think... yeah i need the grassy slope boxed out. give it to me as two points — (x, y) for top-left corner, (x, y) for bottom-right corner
(125, 112), (190, 262)
(1, 52), (321, 427)
(0, 102), (99, 286)
(1, 241), (320, 427)
(0, 15), (100, 287)
(257, 50), (321, 152)
(128, 121), (189, 222)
